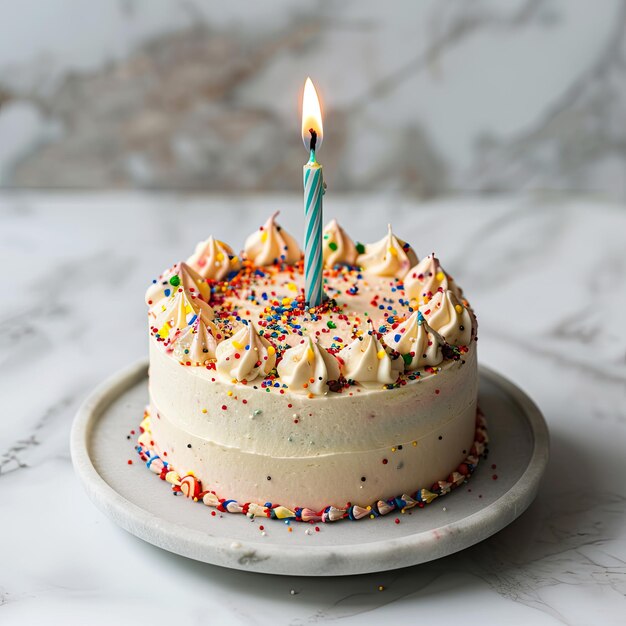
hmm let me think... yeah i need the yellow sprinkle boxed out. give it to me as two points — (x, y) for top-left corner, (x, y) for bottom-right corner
(232, 340), (244, 350)
(377, 349), (386, 360)
(391, 447), (396, 452)
(287, 282), (297, 291)
(436, 271), (445, 281)
(378, 585), (385, 592)
(412, 441), (417, 446)
(231, 256), (239, 264)
(227, 391), (233, 397)
(216, 252), (224, 262)
(261, 231), (268, 243)
(158, 322), (171, 338)
(455, 304), (463, 314)
(307, 348), (315, 361)
(389, 246), (398, 256)
(267, 346), (276, 356)
(370, 514), (375, 519)
(282, 297), (291, 305)
(188, 471), (195, 477)
(202, 408), (207, 414)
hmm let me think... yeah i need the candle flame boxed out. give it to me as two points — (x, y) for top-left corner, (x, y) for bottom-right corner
(301, 77), (323, 151)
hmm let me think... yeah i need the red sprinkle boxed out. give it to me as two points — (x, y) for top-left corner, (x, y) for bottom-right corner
(382, 458), (388, 465)
(259, 525), (265, 531)
(492, 474), (498, 480)
(394, 518), (400, 524)
(221, 405), (227, 410)
(127, 460), (133, 465)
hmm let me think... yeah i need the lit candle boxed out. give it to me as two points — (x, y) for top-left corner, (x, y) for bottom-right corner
(301, 77), (325, 307)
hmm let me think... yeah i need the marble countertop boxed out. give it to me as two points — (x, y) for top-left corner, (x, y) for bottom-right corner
(2, 192), (625, 625)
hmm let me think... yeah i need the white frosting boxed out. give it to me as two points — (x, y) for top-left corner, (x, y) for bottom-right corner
(169, 316), (221, 364)
(151, 287), (215, 340)
(187, 236), (241, 281)
(148, 338), (478, 510)
(244, 212), (301, 266)
(356, 224), (418, 278)
(277, 337), (341, 395)
(419, 289), (473, 346)
(404, 254), (461, 304)
(382, 311), (443, 370)
(145, 262), (210, 308)
(215, 322), (277, 382)
(322, 219), (357, 268)
(338, 327), (403, 385)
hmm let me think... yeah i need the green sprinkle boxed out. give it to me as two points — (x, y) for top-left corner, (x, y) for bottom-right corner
(327, 320), (337, 329)
(328, 241), (338, 251)
(356, 242), (365, 254)
(402, 353), (413, 366)
(169, 275), (181, 287)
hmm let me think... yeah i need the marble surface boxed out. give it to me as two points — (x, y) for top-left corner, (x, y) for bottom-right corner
(2, 0), (626, 200)
(1, 192), (625, 623)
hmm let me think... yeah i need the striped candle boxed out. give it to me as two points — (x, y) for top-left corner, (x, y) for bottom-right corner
(301, 78), (325, 307)
(303, 143), (324, 306)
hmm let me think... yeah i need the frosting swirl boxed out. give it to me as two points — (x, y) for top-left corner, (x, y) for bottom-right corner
(187, 236), (241, 281)
(145, 262), (210, 309)
(382, 311), (443, 370)
(216, 322), (277, 382)
(404, 254), (461, 304)
(419, 289), (473, 346)
(151, 287), (215, 340)
(169, 315), (222, 365)
(338, 326), (402, 385)
(244, 212), (301, 266)
(322, 219), (357, 268)
(277, 337), (341, 395)
(356, 224), (418, 278)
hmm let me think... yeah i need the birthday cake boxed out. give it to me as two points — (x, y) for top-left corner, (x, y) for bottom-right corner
(137, 213), (486, 523)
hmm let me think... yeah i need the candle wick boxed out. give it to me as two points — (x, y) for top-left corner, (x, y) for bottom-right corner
(309, 128), (317, 152)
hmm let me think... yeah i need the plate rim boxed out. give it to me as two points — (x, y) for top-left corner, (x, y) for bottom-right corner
(70, 359), (549, 576)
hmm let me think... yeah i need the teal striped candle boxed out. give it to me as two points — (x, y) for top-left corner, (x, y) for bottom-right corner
(302, 78), (325, 307)
(303, 137), (324, 306)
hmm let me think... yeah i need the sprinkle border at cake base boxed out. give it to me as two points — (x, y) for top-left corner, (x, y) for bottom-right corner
(134, 408), (488, 524)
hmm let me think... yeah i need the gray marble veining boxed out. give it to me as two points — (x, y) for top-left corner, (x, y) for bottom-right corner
(1, 0), (626, 201)
(1, 192), (625, 624)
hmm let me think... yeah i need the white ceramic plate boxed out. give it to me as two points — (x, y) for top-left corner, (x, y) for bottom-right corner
(71, 360), (549, 576)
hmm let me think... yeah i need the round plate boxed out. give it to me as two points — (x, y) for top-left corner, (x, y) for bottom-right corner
(71, 360), (549, 577)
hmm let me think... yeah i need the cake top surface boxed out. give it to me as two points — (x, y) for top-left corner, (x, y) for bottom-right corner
(146, 213), (477, 397)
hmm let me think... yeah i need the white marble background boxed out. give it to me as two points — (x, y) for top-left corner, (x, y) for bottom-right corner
(1, 192), (625, 624)
(1, 0), (626, 199)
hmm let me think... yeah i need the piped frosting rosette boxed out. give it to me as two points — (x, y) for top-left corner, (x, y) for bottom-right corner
(338, 324), (403, 385)
(215, 322), (277, 382)
(187, 236), (241, 281)
(277, 336), (341, 395)
(145, 262), (211, 309)
(419, 289), (473, 346)
(151, 286), (215, 341)
(356, 224), (418, 278)
(383, 311), (443, 370)
(322, 219), (357, 268)
(244, 212), (301, 266)
(404, 254), (461, 304)
(169, 315), (223, 365)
